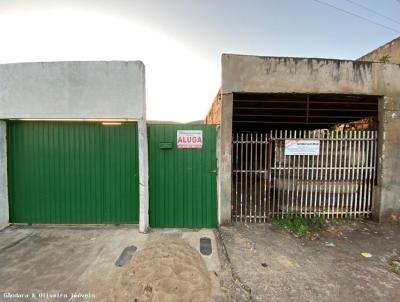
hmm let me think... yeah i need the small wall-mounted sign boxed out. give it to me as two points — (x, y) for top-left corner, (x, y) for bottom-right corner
(177, 130), (203, 149)
(284, 139), (320, 156)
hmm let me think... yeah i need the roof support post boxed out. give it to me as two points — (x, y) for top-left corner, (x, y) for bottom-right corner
(373, 96), (400, 222)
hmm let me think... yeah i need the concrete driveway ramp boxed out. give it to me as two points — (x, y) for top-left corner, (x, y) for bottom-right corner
(115, 245), (137, 267)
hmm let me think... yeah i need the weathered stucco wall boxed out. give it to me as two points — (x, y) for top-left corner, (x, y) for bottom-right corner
(358, 36), (400, 64)
(219, 54), (400, 223)
(0, 61), (146, 119)
(221, 54), (399, 96)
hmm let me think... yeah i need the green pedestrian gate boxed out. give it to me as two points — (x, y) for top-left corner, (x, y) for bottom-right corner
(148, 124), (217, 228)
(7, 121), (139, 224)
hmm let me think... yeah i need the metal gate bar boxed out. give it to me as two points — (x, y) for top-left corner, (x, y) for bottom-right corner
(232, 130), (378, 222)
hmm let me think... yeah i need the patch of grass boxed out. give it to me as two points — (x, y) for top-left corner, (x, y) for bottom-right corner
(388, 250), (400, 275)
(276, 215), (327, 239)
(388, 220), (400, 225)
(390, 262), (399, 274)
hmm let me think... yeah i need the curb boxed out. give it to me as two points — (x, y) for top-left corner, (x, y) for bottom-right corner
(214, 228), (253, 301)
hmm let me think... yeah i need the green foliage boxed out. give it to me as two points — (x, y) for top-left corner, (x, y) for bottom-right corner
(380, 54), (391, 63)
(390, 262), (399, 274)
(328, 123), (341, 138)
(276, 215), (326, 239)
(329, 123), (341, 132)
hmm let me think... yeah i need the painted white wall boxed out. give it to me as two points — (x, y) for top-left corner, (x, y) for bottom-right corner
(0, 61), (149, 231)
(0, 61), (145, 119)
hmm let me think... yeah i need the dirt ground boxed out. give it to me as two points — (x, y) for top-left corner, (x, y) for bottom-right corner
(93, 238), (211, 302)
(219, 220), (400, 302)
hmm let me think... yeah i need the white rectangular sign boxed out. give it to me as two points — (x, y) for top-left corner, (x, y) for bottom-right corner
(284, 139), (320, 155)
(177, 130), (203, 149)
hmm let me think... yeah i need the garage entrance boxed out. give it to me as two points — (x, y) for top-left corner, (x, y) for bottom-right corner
(7, 121), (139, 224)
(232, 130), (378, 222)
(148, 124), (217, 228)
(232, 93), (379, 222)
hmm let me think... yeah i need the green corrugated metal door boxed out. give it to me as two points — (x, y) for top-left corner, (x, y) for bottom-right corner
(7, 121), (139, 224)
(149, 124), (217, 228)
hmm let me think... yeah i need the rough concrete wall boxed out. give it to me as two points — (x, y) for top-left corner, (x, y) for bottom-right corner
(358, 37), (400, 64)
(219, 54), (400, 223)
(221, 54), (400, 96)
(373, 96), (400, 221)
(0, 61), (146, 119)
(0, 121), (8, 225)
(205, 93), (221, 125)
(218, 94), (233, 225)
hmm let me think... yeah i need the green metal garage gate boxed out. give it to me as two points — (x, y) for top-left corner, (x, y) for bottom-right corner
(7, 121), (139, 224)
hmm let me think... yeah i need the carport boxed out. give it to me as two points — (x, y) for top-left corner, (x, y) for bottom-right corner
(230, 92), (379, 222)
(206, 54), (400, 224)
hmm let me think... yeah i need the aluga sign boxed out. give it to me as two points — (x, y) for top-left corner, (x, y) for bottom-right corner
(177, 130), (203, 148)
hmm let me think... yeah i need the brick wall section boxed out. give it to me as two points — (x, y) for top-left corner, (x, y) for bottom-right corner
(358, 36), (400, 64)
(205, 92), (221, 124)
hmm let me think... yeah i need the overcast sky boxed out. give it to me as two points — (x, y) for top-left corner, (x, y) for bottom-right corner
(0, 0), (399, 121)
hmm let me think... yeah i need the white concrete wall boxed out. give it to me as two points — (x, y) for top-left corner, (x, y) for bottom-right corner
(0, 61), (149, 230)
(0, 121), (8, 226)
(0, 61), (145, 119)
